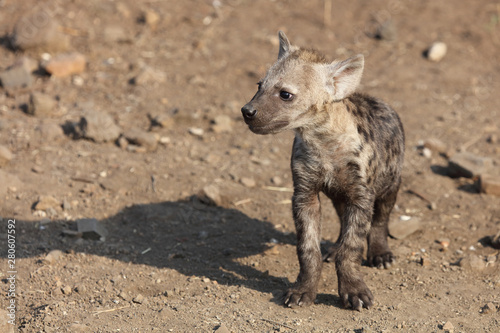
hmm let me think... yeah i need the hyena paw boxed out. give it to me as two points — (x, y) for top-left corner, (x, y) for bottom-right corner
(339, 280), (374, 311)
(283, 287), (316, 308)
(367, 251), (395, 269)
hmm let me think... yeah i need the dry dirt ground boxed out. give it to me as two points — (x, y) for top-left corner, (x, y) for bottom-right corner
(1, 0), (500, 332)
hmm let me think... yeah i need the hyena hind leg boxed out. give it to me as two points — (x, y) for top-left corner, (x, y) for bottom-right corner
(366, 188), (399, 269)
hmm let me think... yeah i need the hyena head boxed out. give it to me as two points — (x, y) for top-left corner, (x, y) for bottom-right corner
(241, 31), (364, 135)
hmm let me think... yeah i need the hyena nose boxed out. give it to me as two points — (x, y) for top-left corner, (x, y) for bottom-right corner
(241, 104), (257, 120)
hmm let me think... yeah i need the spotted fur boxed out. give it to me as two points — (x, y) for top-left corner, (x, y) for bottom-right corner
(241, 31), (405, 311)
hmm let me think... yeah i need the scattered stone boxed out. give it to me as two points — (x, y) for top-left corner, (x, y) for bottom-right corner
(77, 110), (122, 143)
(0, 145), (13, 167)
(211, 115), (233, 133)
(442, 321), (454, 332)
(12, 14), (69, 51)
(487, 134), (498, 144)
(27, 92), (59, 117)
(375, 20), (397, 41)
(481, 302), (497, 314)
(0, 57), (34, 89)
(447, 152), (494, 178)
(103, 25), (131, 43)
(123, 128), (158, 152)
(189, 127), (204, 137)
(421, 147), (432, 158)
(389, 216), (421, 239)
(0, 309), (15, 333)
(132, 294), (145, 304)
(420, 257), (431, 266)
(36, 122), (64, 141)
(117, 136), (129, 150)
(140, 10), (160, 30)
(479, 174), (500, 197)
(43, 249), (63, 265)
(61, 285), (72, 295)
(459, 254), (486, 272)
(426, 42), (447, 62)
(489, 231), (500, 249)
(240, 177), (256, 188)
(215, 324), (230, 333)
(423, 138), (447, 155)
(77, 218), (108, 241)
(35, 195), (61, 211)
(43, 52), (86, 78)
(438, 238), (450, 251)
(199, 184), (222, 206)
(150, 112), (174, 129)
(271, 176), (283, 186)
(132, 66), (166, 85)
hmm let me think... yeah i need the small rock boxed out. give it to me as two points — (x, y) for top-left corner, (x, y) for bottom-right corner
(27, 92), (59, 117)
(132, 66), (166, 85)
(78, 110), (122, 143)
(36, 122), (64, 140)
(0, 145), (13, 167)
(481, 302), (497, 314)
(448, 152), (494, 178)
(423, 138), (447, 155)
(12, 14), (69, 51)
(240, 177), (256, 188)
(0, 57), (34, 89)
(271, 176), (283, 186)
(132, 294), (145, 304)
(123, 128), (158, 152)
(35, 195), (61, 211)
(420, 257), (431, 266)
(215, 324), (230, 333)
(211, 115), (233, 133)
(479, 174), (500, 197)
(43, 52), (86, 78)
(189, 127), (204, 137)
(67, 323), (89, 332)
(61, 285), (72, 295)
(77, 218), (108, 241)
(389, 216), (421, 239)
(200, 184), (222, 206)
(376, 20), (397, 41)
(442, 321), (454, 332)
(140, 10), (160, 30)
(487, 134), (498, 144)
(43, 249), (63, 265)
(489, 231), (500, 249)
(459, 254), (486, 272)
(150, 112), (175, 129)
(421, 147), (432, 158)
(426, 42), (447, 62)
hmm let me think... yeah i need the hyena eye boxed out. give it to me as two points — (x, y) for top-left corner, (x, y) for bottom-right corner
(279, 90), (293, 101)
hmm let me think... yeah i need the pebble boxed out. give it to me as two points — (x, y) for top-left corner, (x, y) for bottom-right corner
(487, 134), (498, 144)
(271, 176), (283, 186)
(27, 92), (59, 117)
(189, 127), (204, 137)
(0, 57), (34, 89)
(61, 285), (72, 295)
(35, 195), (61, 211)
(0, 145), (13, 167)
(123, 128), (158, 152)
(74, 284), (87, 294)
(43, 52), (86, 78)
(199, 184), (222, 206)
(422, 147), (432, 158)
(103, 25), (131, 43)
(447, 152), (494, 178)
(77, 218), (108, 241)
(78, 110), (122, 143)
(215, 324), (230, 333)
(442, 321), (454, 332)
(459, 254), (486, 272)
(141, 9), (160, 30)
(376, 20), (397, 41)
(211, 115), (233, 133)
(12, 15), (69, 51)
(132, 66), (166, 85)
(43, 249), (63, 265)
(479, 174), (500, 197)
(36, 123), (64, 141)
(132, 294), (145, 304)
(240, 177), (256, 188)
(481, 302), (497, 314)
(427, 42), (447, 62)
(388, 216), (421, 239)
(423, 138), (448, 155)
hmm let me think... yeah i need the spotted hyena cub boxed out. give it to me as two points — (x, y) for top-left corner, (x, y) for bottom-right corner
(241, 32), (404, 311)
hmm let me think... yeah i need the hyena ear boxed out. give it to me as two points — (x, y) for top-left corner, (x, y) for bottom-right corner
(278, 31), (291, 60)
(326, 54), (364, 100)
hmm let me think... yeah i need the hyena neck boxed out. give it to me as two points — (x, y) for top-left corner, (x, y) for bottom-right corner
(295, 99), (359, 157)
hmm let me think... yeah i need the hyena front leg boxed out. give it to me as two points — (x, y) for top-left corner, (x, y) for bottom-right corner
(336, 202), (374, 311)
(284, 190), (323, 308)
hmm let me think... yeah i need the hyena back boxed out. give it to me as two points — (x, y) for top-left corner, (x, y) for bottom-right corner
(241, 31), (404, 311)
